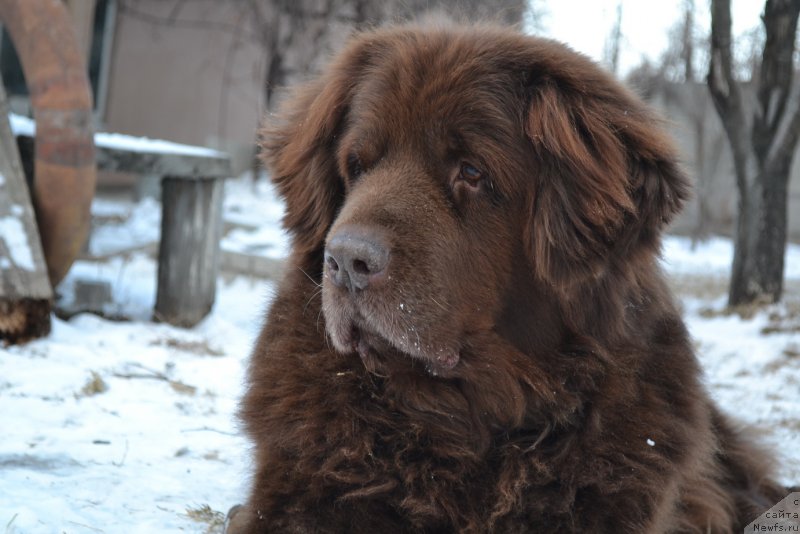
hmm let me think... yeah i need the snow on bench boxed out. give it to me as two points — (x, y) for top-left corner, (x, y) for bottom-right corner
(11, 113), (233, 328)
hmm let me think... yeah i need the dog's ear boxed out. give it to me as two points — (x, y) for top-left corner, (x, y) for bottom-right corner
(259, 43), (369, 260)
(523, 64), (689, 291)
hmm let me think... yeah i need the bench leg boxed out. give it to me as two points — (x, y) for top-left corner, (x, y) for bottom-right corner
(155, 176), (223, 327)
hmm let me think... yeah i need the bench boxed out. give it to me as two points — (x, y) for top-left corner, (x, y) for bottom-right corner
(13, 115), (232, 327)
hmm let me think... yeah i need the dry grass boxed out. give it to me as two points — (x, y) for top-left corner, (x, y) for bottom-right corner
(77, 371), (109, 398)
(666, 273), (730, 301)
(151, 337), (225, 357)
(184, 504), (226, 534)
(668, 273), (800, 320)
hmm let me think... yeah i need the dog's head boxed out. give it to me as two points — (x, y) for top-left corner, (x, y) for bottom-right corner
(262, 24), (688, 376)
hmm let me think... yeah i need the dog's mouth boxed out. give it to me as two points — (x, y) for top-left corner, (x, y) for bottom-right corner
(320, 243), (462, 375)
(330, 312), (461, 376)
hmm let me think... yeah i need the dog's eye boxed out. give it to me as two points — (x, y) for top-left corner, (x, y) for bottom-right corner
(458, 163), (483, 186)
(347, 153), (364, 181)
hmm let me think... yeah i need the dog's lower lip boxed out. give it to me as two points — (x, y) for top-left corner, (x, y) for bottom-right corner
(344, 319), (460, 371)
(435, 351), (460, 370)
(350, 327), (371, 361)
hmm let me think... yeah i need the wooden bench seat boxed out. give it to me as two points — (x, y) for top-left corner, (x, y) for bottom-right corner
(13, 117), (232, 327)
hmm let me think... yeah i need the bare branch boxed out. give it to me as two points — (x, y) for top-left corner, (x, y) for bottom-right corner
(767, 82), (800, 166)
(707, 0), (750, 190)
(166, 0), (189, 25)
(603, 2), (623, 75)
(756, 0), (800, 166)
(707, 0), (743, 121)
(681, 0), (696, 82)
(116, 0), (259, 41)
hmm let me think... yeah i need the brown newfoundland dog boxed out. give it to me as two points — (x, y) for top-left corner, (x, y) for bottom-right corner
(231, 23), (787, 533)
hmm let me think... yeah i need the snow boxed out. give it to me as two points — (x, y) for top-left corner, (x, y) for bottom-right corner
(220, 177), (289, 260)
(0, 214), (35, 271)
(88, 197), (162, 258)
(8, 113), (224, 158)
(8, 113), (34, 137)
(1, 174), (799, 532)
(0, 281), (269, 533)
(95, 132), (225, 158)
(662, 236), (800, 279)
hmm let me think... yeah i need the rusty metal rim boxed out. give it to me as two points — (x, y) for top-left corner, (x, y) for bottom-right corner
(0, 0), (96, 286)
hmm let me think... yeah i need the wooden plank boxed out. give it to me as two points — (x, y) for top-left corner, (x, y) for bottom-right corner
(95, 143), (232, 178)
(154, 176), (224, 327)
(219, 250), (285, 280)
(16, 133), (232, 179)
(0, 85), (52, 343)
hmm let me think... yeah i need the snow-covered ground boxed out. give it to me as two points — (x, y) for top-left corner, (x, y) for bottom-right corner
(1, 175), (799, 533)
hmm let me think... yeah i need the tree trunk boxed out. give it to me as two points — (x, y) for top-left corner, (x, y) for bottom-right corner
(730, 155), (791, 304)
(690, 116), (709, 247)
(729, 172), (762, 305)
(708, 0), (800, 306)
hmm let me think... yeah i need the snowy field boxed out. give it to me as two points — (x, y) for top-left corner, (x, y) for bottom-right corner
(1, 175), (799, 533)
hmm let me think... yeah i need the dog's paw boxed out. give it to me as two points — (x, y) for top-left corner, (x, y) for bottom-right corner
(224, 504), (253, 534)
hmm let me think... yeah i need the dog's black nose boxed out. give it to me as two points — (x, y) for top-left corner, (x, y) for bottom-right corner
(325, 228), (389, 292)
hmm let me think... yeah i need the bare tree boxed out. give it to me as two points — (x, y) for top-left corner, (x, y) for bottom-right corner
(708, 0), (800, 306)
(603, 2), (623, 75)
(736, 26), (767, 81)
(668, 0), (720, 247)
(627, 0), (720, 247)
(680, 0), (696, 82)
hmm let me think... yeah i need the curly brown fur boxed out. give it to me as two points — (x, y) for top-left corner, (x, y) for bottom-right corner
(232, 22), (786, 533)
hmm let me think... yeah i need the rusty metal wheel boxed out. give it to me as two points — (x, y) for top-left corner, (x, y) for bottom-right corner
(0, 0), (96, 285)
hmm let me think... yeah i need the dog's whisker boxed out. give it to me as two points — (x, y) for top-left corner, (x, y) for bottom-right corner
(303, 287), (323, 315)
(316, 306), (326, 335)
(323, 329), (332, 352)
(297, 266), (322, 289)
(430, 295), (447, 312)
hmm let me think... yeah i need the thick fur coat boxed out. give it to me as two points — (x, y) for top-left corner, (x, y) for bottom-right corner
(231, 23), (786, 533)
